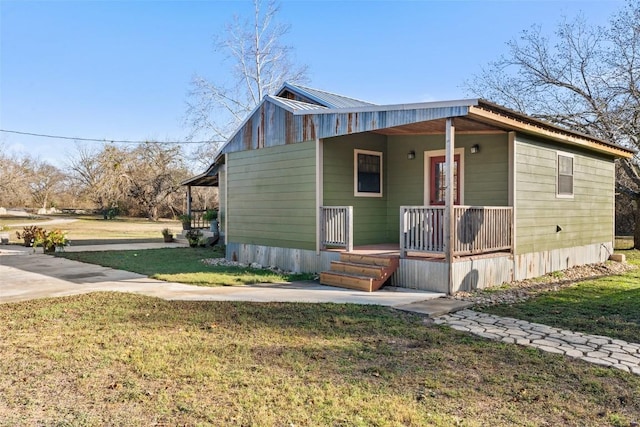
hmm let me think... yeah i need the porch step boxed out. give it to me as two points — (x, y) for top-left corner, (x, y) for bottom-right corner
(320, 254), (399, 292)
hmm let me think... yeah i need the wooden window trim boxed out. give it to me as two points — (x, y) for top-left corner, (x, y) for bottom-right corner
(556, 151), (575, 199)
(354, 149), (383, 197)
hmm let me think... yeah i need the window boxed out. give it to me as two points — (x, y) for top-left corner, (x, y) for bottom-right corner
(354, 149), (383, 197)
(557, 153), (574, 197)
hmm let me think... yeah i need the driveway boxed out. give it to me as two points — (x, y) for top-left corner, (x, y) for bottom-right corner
(0, 245), (444, 306)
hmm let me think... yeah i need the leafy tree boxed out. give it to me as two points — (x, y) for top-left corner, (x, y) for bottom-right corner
(467, 1), (640, 248)
(185, 0), (308, 165)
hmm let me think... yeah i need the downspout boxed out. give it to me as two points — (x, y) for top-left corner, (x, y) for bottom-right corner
(444, 118), (455, 295)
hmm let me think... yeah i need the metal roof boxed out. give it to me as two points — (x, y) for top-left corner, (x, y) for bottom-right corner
(278, 83), (376, 108)
(268, 96), (328, 112)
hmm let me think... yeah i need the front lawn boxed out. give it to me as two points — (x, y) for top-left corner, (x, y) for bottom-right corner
(481, 250), (640, 343)
(56, 247), (314, 286)
(1, 293), (638, 426)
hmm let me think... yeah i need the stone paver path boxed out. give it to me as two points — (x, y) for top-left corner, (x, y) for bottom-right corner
(435, 309), (640, 375)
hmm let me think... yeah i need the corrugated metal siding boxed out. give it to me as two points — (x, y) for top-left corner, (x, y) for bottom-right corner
(314, 107), (469, 139)
(391, 259), (449, 293)
(226, 243), (340, 273)
(451, 256), (514, 292)
(514, 242), (612, 281)
(220, 100), (470, 157)
(391, 255), (513, 293)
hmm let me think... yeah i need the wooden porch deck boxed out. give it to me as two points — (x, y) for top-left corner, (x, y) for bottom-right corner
(325, 244), (511, 262)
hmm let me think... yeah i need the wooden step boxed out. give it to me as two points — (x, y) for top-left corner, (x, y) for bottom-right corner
(329, 261), (385, 278)
(320, 254), (400, 292)
(319, 271), (378, 292)
(339, 253), (397, 267)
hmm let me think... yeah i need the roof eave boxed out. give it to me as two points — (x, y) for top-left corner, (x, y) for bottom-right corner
(468, 104), (635, 158)
(293, 98), (481, 116)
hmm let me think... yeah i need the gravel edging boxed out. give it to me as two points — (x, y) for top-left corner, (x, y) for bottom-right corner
(449, 261), (637, 307)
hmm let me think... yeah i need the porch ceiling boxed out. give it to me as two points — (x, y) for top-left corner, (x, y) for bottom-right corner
(371, 116), (506, 136)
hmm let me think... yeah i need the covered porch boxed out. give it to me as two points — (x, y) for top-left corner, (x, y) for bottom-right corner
(317, 113), (515, 293)
(180, 162), (223, 233)
(319, 205), (513, 258)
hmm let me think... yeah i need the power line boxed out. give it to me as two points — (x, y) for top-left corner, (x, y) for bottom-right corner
(0, 129), (225, 144)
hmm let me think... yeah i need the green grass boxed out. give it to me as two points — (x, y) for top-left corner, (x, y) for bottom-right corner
(56, 247), (314, 286)
(482, 250), (640, 342)
(1, 293), (638, 426)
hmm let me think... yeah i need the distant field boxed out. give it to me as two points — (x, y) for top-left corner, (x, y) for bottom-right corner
(1, 214), (181, 245)
(615, 236), (634, 250)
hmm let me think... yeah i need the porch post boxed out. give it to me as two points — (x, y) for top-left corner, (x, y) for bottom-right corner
(444, 118), (455, 294)
(186, 185), (192, 216)
(315, 138), (324, 255)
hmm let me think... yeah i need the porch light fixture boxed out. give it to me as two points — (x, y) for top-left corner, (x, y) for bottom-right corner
(407, 150), (416, 160)
(470, 144), (480, 154)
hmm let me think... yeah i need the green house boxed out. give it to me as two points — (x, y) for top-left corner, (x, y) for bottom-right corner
(183, 84), (634, 294)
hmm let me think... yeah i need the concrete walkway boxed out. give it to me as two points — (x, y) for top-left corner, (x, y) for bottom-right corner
(435, 309), (640, 375)
(0, 246), (444, 306)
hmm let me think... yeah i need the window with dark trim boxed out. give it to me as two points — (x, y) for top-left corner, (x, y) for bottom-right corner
(354, 149), (383, 197)
(557, 153), (574, 197)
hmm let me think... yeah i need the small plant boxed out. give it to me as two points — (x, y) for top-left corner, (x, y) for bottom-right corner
(16, 226), (44, 247)
(202, 210), (218, 221)
(161, 228), (173, 243)
(185, 229), (202, 247)
(198, 236), (209, 247)
(34, 228), (69, 253)
(0, 225), (9, 232)
(178, 214), (192, 230)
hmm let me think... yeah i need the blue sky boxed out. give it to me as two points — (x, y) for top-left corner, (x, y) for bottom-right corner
(0, 0), (624, 166)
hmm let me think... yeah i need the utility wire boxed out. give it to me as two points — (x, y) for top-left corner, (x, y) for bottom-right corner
(0, 129), (225, 144)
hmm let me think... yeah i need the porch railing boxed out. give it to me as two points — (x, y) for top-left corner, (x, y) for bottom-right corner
(190, 209), (211, 229)
(400, 206), (445, 256)
(453, 206), (512, 256)
(400, 206), (513, 257)
(320, 206), (353, 252)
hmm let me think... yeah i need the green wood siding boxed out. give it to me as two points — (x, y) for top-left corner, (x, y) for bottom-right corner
(385, 133), (509, 242)
(515, 135), (615, 254)
(323, 133), (387, 246)
(218, 168), (226, 235)
(323, 133), (509, 244)
(227, 141), (316, 250)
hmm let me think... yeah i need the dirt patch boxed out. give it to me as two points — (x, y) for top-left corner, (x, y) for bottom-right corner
(450, 261), (637, 306)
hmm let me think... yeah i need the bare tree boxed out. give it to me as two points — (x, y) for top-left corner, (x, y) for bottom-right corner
(0, 145), (30, 207)
(68, 144), (129, 213)
(466, 0), (640, 247)
(120, 142), (190, 221)
(29, 161), (65, 210)
(185, 0), (308, 164)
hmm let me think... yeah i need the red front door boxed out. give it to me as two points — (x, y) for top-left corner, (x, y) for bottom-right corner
(430, 155), (460, 205)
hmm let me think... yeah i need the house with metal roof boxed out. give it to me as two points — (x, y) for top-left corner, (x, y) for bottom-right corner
(183, 83), (634, 294)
